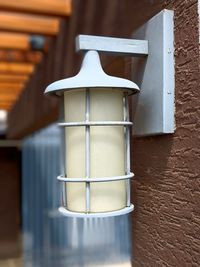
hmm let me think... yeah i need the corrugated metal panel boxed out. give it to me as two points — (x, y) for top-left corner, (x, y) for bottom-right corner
(22, 124), (132, 267)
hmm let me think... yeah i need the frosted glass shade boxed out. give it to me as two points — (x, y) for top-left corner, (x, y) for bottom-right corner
(64, 88), (126, 213)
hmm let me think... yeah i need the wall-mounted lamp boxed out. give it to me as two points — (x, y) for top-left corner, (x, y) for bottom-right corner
(45, 10), (174, 218)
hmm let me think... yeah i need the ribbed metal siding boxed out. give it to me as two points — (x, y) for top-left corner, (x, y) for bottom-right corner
(22, 124), (66, 267)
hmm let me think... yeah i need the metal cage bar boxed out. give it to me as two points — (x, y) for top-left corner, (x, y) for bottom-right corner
(57, 173), (134, 182)
(58, 205), (134, 218)
(85, 88), (90, 212)
(58, 89), (134, 217)
(124, 93), (131, 206)
(58, 121), (133, 127)
(60, 98), (67, 208)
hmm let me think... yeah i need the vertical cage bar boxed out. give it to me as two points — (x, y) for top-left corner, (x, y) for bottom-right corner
(124, 93), (131, 207)
(60, 98), (67, 207)
(85, 88), (90, 212)
(62, 182), (67, 207)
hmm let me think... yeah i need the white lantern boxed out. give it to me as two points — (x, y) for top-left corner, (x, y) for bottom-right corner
(44, 10), (175, 217)
(45, 50), (139, 217)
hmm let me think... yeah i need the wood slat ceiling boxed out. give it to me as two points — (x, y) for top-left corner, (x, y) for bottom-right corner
(0, 74), (29, 83)
(0, 0), (72, 111)
(0, 50), (43, 63)
(0, 0), (71, 17)
(0, 32), (31, 50)
(0, 62), (34, 74)
(0, 12), (60, 36)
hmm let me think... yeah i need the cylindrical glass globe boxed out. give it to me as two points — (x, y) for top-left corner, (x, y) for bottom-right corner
(64, 88), (127, 213)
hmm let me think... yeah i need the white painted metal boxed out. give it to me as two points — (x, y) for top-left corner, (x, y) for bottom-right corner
(124, 94), (131, 206)
(85, 88), (90, 212)
(57, 173), (134, 182)
(60, 100), (67, 207)
(45, 50), (139, 95)
(58, 121), (133, 127)
(132, 9), (175, 136)
(76, 35), (148, 56)
(58, 204), (134, 218)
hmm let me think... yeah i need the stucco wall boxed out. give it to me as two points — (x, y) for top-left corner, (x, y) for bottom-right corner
(132, 1), (200, 266)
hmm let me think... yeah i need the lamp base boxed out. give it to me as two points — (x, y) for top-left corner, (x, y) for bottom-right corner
(58, 204), (134, 218)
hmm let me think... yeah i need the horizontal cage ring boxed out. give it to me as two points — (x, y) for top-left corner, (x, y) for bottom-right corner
(57, 173), (134, 183)
(58, 121), (133, 127)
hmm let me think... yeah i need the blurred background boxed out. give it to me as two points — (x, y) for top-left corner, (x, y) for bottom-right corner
(0, 0), (199, 267)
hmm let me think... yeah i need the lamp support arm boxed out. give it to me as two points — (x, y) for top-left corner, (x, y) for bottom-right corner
(75, 35), (148, 57)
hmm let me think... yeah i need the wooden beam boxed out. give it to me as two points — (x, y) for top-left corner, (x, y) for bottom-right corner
(0, 0), (71, 17)
(0, 33), (47, 53)
(0, 103), (12, 110)
(0, 74), (29, 83)
(0, 32), (30, 50)
(0, 93), (23, 100)
(0, 84), (25, 110)
(0, 50), (43, 63)
(0, 62), (34, 74)
(0, 99), (15, 105)
(0, 100), (14, 104)
(3, 93), (21, 97)
(0, 82), (24, 93)
(0, 99), (19, 105)
(0, 12), (60, 35)
(0, 94), (19, 101)
(0, 102), (14, 110)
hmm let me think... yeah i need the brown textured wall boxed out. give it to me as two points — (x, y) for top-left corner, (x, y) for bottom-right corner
(0, 148), (21, 258)
(6, 0), (200, 266)
(132, 1), (200, 266)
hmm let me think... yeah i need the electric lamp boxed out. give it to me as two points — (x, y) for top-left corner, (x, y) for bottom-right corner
(44, 10), (175, 217)
(45, 50), (139, 217)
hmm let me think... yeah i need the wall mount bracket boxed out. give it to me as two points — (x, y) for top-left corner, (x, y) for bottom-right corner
(76, 34), (148, 57)
(75, 9), (174, 136)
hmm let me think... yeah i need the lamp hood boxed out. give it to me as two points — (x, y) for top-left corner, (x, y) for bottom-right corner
(45, 50), (139, 95)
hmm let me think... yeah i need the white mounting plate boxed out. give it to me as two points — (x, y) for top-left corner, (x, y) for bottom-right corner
(132, 9), (175, 136)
